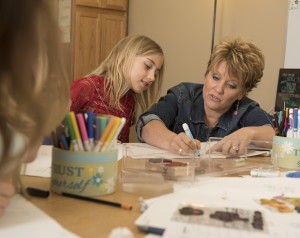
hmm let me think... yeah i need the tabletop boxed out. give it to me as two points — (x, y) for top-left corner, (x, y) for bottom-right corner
(21, 155), (279, 238)
(22, 174), (151, 238)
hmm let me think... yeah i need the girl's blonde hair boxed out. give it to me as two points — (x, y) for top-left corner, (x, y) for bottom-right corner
(0, 0), (70, 186)
(90, 34), (164, 112)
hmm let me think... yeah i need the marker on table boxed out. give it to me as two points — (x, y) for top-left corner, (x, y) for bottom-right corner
(26, 187), (50, 198)
(65, 114), (79, 151)
(294, 108), (298, 138)
(93, 117), (116, 152)
(182, 123), (200, 156)
(87, 111), (94, 150)
(95, 117), (101, 143)
(69, 111), (84, 151)
(286, 108), (294, 138)
(107, 117), (126, 151)
(76, 113), (91, 151)
(100, 116), (107, 136)
(101, 117), (122, 152)
(60, 134), (69, 150)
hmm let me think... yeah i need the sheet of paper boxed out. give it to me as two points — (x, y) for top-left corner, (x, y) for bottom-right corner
(123, 143), (270, 159)
(22, 145), (53, 177)
(123, 143), (192, 159)
(135, 177), (300, 238)
(0, 194), (79, 238)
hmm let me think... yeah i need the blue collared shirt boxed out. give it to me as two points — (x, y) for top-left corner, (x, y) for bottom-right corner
(136, 83), (273, 142)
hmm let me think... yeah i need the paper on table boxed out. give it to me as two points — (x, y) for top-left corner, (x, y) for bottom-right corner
(123, 143), (192, 159)
(22, 145), (53, 177)
(0, 194), (79, 238)
(123, 143), (270, 159)
(135, 177), (300, 238)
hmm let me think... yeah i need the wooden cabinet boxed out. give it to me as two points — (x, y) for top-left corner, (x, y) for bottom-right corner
(72, 0), (128, 80)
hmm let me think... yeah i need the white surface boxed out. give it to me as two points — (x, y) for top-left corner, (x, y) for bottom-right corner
(136, 177), (300, 238)
(0, 194), (79, 238)
(22, 145), (53, 177)
(284, 4), (300, 68)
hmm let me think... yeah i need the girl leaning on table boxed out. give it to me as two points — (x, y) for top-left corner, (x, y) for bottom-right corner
(0, 0), (70, 217)
(70, 34), (165, 143)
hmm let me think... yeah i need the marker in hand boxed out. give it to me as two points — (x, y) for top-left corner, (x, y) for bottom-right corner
(182, 123), (200, 156)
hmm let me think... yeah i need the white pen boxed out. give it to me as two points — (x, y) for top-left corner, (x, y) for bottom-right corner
(182, 123), (200, 156)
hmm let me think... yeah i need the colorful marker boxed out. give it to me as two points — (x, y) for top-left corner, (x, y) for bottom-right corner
(107, 117), (126, 151)
(87, 111), (94, 150)
(101, 117), (122, 152)
(76, 113), (91, 151)
(93, 117), (116, 152)
(65, 113), (79, 151)
(69, 112), (84, 151)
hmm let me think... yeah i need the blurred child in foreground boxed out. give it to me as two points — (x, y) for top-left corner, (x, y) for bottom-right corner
(0, 0), (70, 217)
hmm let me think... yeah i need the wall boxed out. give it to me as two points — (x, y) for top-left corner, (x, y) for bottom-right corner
(128, 0), (289, 141)
(284, 2), (300, 68)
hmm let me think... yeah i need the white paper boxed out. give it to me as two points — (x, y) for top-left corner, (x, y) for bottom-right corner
(0, 194), (79, 238)
(123, 143), (270, 159)
(135, 177), (300, 238)
(22, 145), (53, 177)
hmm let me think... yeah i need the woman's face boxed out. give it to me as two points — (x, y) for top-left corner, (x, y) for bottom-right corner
(203, 61), (246, 115)
(129, 54), (164, 93)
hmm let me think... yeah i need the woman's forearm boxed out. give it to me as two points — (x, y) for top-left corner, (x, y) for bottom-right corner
(141, 120), (177, 150)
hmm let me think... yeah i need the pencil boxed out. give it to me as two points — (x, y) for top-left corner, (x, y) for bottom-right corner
(61, 192), (132, 210)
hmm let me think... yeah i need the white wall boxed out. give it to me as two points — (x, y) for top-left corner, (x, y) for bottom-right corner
(128, 0), (289, 141)
(128, 0), (288, 112)
(284, 3), (300, 68)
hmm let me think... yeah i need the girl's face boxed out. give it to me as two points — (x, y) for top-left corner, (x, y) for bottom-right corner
(203, 61), (246, 115)
(129, 54), (164, 93)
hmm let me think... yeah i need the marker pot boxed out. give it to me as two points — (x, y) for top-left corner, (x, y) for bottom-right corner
(272, 136), (300, 169)
(51, 147), (118, 196)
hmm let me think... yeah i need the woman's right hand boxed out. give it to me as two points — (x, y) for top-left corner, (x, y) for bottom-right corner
(0, 181), (15, 217)
(168, 132), (201, 154)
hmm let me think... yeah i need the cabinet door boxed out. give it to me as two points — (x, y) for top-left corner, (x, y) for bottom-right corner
(76, 0), (128, 10)
(100, 12), (127, 63)
(101, 0), (128, 10)
(73, 8), (102, 79)
(75, 0), (101, 8)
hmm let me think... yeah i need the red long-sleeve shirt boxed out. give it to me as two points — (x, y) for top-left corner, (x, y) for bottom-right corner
(70, 75), (135, 143)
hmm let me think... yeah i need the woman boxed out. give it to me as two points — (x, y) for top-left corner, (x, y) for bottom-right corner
(70, 35), (164, 143)
(0, 0), (70, 217)
(136, 37), (275, 154)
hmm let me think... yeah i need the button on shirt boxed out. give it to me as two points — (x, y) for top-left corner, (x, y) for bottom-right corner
(136, 83), (273, 142)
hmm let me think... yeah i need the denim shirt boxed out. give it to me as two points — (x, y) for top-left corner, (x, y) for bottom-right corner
(136, 83), (272, 142)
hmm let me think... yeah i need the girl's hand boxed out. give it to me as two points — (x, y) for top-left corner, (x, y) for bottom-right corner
(0, 181), (15, 217)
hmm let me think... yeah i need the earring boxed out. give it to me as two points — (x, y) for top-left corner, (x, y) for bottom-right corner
(233, 100), (240, 116)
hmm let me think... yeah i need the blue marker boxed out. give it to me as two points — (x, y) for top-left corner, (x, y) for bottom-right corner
(60, 134), (69, 150)
(286, 172), (300, 178)
(294, 108), (298, 138)
(182, 123), (200, 156)
(87, 111), (94, 150)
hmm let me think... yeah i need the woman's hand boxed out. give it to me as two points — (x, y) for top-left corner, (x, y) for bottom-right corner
(0, 181), (15, 217)
(210, 126), (274, 155)
(168, 132), (201, 154)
